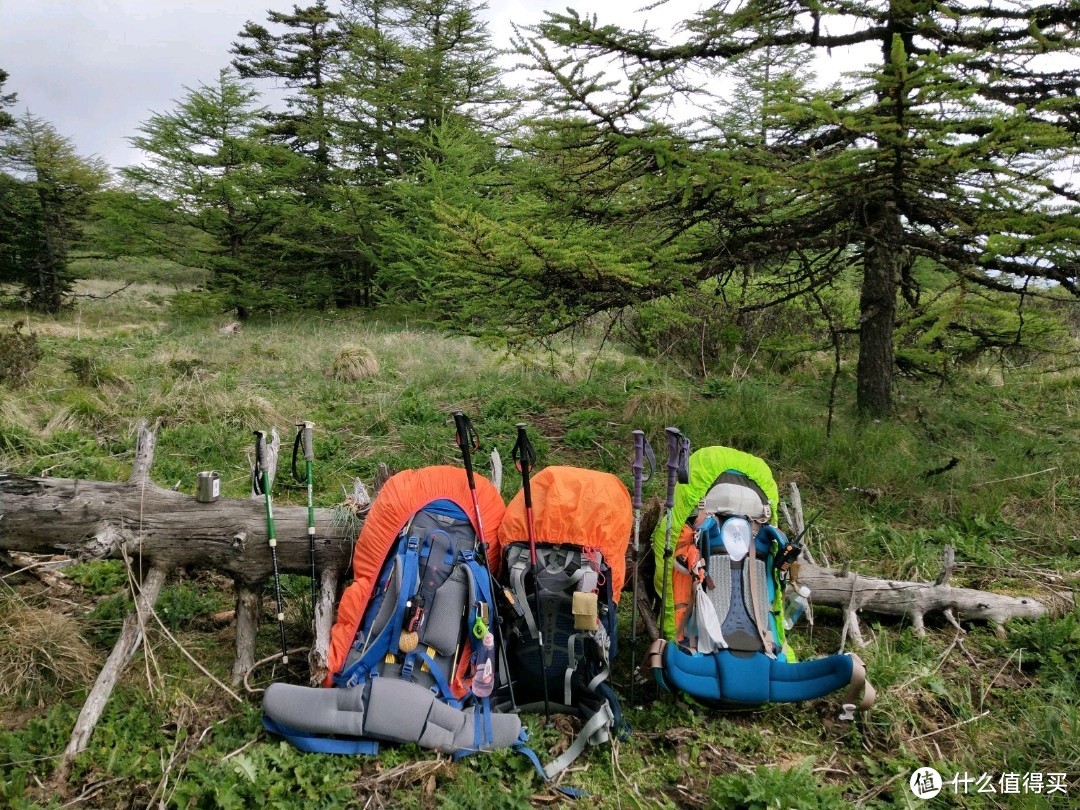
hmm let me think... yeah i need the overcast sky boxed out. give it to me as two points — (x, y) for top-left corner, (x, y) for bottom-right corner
(1, 0), (702, 171)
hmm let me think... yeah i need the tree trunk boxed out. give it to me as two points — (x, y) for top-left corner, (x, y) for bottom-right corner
(856, 199), (901, 416)
(0, 472), (357, 582)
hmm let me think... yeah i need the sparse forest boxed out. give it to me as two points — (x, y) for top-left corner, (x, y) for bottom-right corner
(1, 1), (1079, 807)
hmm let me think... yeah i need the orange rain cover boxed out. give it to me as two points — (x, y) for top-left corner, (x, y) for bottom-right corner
(324, 466), (505, 685)
(496, 466), (633, 601)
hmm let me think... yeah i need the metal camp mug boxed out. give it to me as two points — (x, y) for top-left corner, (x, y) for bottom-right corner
(195, 471), (220, 503)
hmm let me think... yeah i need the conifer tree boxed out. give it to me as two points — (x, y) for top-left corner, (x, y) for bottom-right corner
(334, 0), (509, 176)
(122, 70), (309, 317)
(332, 0), (514, 301)
(231, 1), (346, 186)
(448, 0), (1080, 415)
(231, 2), (374, 307)
(0, 113), (108, 312)
(0, 68), (16, 131)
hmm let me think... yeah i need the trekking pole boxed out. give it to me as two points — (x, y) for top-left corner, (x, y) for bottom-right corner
(512, 422), (550, 724)
(452, 411), (517, 710)
(292, 420), (317, 621)
(658, 427), (690, 642)
(254, 430), (289, 666)
(629, 429), (655, 706)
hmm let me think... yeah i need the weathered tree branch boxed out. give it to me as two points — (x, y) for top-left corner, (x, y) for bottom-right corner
(796, 560), (1048, 642)
(58, 564), (169, 777)
(0, 473), (357, 581)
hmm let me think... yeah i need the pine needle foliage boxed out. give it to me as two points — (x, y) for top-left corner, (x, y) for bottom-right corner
(434, 0), (1080, 417)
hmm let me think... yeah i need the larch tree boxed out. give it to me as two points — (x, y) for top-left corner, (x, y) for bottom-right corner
(0, 113), (109, 313)
(446, 0), (1080, 416)
(331, 0), (516, 302)
(232, 0), (347, 185)
(122, 69), (308, 317)
(0, 68), (16, 131)
(231, 1), (368, 307)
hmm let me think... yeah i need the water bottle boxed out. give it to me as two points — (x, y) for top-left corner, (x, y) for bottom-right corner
(472, 633), (495, 698)
(784, 584), (811, 631)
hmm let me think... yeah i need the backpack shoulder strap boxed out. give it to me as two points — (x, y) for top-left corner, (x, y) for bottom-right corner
(746, 531), (776, 657)
(336, 533), (423, 687)
(542, 699), (617, 779)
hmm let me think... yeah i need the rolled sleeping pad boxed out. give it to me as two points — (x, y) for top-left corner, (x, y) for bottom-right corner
(263, 678), (523, 754)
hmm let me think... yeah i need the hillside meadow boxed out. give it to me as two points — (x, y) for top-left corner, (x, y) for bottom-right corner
(1, 279), (1078, 808)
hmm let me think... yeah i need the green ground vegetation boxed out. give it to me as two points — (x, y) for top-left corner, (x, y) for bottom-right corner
(1, 278), (1078, 808)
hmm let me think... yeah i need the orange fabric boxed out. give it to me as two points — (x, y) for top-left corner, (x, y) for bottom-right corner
(324, 466), (505, 686)
(496, 466), (633, 602)
(671, 525), (698, 643)
(451, 642), (472, 700)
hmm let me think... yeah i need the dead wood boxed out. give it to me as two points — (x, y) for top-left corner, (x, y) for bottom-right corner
(0, 474), (357, 583)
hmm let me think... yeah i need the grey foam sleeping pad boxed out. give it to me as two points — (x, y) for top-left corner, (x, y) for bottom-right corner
(264, 679), (522, 754)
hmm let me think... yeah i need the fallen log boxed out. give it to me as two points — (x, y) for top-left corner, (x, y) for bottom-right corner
(796, 559), (1048, 642)
(0, 468), (357, 582)
(1, 446), (362, 682)
(782, 483), (1049, 644)
(7, 465), (1051, 642)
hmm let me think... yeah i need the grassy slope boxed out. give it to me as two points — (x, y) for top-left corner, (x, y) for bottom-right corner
(1, 282), (1078, 809)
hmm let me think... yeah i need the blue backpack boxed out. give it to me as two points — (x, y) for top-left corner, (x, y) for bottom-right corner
(648, 459), (876, 716)
(262, 468), (523, 757)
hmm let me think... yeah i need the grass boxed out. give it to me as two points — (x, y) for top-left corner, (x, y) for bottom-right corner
(0, 590), (98, 708)
(0, 278), (1078, 807)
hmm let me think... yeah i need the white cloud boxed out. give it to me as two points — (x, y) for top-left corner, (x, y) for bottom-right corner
(0, 0), (706, 168)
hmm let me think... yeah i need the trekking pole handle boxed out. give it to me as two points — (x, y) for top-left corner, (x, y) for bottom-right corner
(678, 435), (691, 485)
(298, 421), (314, 462)
(253, 430), (269, 493)
(452, 411), (476, 489)
(254, 430), (266, 470)
(631, 430), (654, 510)
(664, 427), (682, 509)
(513, 423), (535, 509)
(632, 430), (645, 509)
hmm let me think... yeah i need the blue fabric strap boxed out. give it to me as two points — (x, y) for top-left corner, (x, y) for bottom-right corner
(461, 551), (494, 610)
(472, 699), (485, 751)
(512, 737), (587, 799)
(388, 535), (421, 654)
(262, 716), (379, 756)
(412, 648), (462, 708)
(336, 536), (422, 688)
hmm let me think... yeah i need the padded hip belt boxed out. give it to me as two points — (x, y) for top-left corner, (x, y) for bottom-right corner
(263, 679), (522, 755)
(648, 639), (875, 713)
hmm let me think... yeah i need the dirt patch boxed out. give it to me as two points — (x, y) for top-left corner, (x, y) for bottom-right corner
(0, 703), (44, 731)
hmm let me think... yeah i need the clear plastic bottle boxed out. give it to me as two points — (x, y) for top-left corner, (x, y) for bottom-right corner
(783, 584), (811, 631)
(472, 632), (495, 698)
